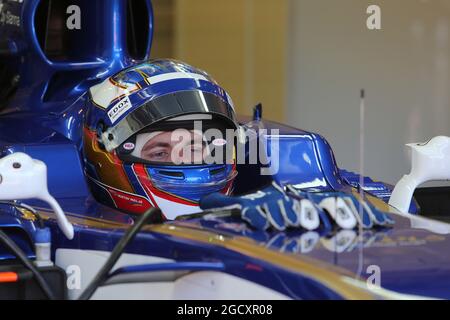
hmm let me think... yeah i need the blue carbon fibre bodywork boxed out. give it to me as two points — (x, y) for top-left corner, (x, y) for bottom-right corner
(1, 0), (154, 145)
(0, 109), (433, 299)
(0, 205), (36, 260)
(191, 213), (450, 299)
(39, 203), (346, 300)
(0, 0), (447, 300)
(30, 194), (450, 300)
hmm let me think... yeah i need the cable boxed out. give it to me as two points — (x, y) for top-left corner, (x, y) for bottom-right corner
(0, 229), (55, 300)
(78, 207), (161, 300)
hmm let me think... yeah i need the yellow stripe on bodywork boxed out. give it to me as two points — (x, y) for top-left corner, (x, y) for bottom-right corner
(35, 207), (377, 299)
(143, 223), (376, 300)
(350, 188), (392, 212)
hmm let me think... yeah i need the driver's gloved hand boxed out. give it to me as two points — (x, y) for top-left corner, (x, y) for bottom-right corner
(200, 181), (323, 231)
(304, 190), (395, 229)
(200, 181), (395, 232)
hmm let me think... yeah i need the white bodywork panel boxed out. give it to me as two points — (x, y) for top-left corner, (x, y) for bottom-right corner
(56, 249), (290, 300)
(389, 136), (450, 213)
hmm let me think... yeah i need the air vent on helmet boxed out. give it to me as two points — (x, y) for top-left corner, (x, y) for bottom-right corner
(158, 170), (184, 178)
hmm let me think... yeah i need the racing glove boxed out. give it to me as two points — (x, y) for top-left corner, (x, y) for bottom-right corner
(200, 182), (395, 232)
(304, 191), (395, 229)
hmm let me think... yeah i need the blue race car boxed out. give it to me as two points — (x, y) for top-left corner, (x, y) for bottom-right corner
(1, 0), (450, 300)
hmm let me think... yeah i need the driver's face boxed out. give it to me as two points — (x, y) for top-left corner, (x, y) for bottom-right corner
(140, 130), (206, 164)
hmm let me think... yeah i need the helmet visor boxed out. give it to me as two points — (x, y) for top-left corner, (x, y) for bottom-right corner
(117, 126), (236, 166)
(101, 90), (237, 152)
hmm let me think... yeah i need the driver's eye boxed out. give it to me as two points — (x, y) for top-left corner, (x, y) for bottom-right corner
(142, 148), (170, 161)
(152, 151), (168, 158)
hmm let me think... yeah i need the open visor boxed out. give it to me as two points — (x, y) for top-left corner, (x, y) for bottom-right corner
(116, 122), (237, 166)
(101, 90), (237, 152)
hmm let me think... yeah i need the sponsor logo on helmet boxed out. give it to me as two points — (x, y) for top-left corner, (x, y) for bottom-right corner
(108, 96), (132, 124)
(123, 142), (135, 150)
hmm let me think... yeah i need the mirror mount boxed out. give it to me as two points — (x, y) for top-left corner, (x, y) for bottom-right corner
(0, 153), (74, 239)
(389, 136), (450, 213)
